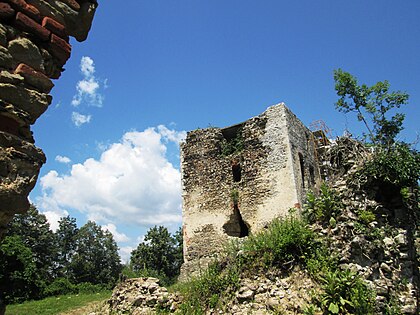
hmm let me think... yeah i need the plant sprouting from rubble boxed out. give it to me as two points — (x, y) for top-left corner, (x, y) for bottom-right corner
(334, 69), (409, 148)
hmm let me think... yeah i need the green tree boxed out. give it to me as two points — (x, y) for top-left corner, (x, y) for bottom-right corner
(0, 236), (42, 303)
(6, 205), (58, 282)
(334, 69), (409, 147)
(69, 221), (121, 286)
(130, 226), (183, 284)
(56, 215), (79, 277)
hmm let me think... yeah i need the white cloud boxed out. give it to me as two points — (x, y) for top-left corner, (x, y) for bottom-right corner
(36, 126), (185, 228)
(55, 155), (71, 164)
(72, 112), (91, 127)
(102, 223), (129, 243)
(71, 56), (104, 108)
(119, 246), (134, 264)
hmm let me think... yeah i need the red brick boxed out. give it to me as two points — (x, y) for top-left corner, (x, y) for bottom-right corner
(60, 0), (80, 11)
(15, 63), (54, 93)
(0, 2), (15, 19)
(5, 0), (40, 22)
(49, 33), (72, 65)
(15, 12), (50, 41)
(42, 17), (68, 41)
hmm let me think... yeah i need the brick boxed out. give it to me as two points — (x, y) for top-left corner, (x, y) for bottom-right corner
(60, 0), (80, 11)
(42, 17), (68, 41)
(5, 0), (40, 22)
(15, 63), (54, 93)
(49, 33), (71, 65)
(0, 2), (15, 19)
(15, 12), (50, 41)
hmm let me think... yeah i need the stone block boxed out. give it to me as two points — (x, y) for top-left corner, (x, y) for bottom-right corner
(8, 37), (44, 72)
(15, 63), (54, 93)
(0, 2), (15, 19)
(0, 45), (13, 69)
(48, 33), (71, 65)
(0, 70), (24, 84)
(0, 114), (20, 136)
(15, 12), (50, 41)
(42, 16), (68, 40)
(0, 83), (51, 123)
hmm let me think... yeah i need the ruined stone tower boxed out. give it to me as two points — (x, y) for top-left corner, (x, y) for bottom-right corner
(180, 103), (321, 278)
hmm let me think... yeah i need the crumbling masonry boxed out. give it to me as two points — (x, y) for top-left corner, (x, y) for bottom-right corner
(180, 103), (321, 278)
(0, 0), (99, 238)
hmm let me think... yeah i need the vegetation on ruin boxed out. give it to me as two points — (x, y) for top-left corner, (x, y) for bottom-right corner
(168, 212), (374, 314)
(220, 128), (244, 156)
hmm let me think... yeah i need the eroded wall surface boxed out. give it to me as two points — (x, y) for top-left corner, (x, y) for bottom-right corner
(180, 103), (320, 279)
(0, 0), (98, 238)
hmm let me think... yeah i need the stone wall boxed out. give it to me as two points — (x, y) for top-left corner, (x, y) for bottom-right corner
(180, 103), (320, 279)
(0, 0), (98, 238)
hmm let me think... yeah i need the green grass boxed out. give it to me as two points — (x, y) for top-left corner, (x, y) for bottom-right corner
(5, 291), (111, 315)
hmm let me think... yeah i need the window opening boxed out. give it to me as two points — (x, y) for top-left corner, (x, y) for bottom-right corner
(223, 205), (249, 238)
(299, 153), (305, 188)
(232, 161), (241, 182)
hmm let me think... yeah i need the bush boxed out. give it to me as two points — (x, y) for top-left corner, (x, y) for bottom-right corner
(241, 215), (317, 270)
(303, 183), (343, 224)
(317, 269), (375, 315)
(75, 282), (107, 294)
(43, 278), (76, 297)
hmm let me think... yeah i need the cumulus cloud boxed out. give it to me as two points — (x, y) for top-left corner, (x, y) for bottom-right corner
(55, 155), (71, 164)
(36, 126), (186, 228)
(72, 112), (91, 127)
(71, 56), (104, 108)
(102, 223), (129, 243)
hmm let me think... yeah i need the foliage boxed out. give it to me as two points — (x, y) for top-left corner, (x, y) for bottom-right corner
(6, 291), (111, 315)
(230, 189), (239, 204)
(175, 261), (240, 314)
(334, 69), (409, 147)
(221, 128), (244, 156)
(56, 216), (79, 278)
(6, 205), (58, 282)
(357, 143), (419, 190)
(241, 215), (319, 270)
(303, 183), (343, 224)
(357, 209), (376, 225)
(0, 236), (44, 304)
(317, 269), (375, 315)
(130, 226), (183, 285)
(69, 221), (122, 287)
(43, 278), (76, 297)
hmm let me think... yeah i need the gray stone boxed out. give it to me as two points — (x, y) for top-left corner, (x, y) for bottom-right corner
(265, 297), (280, 310)
(0, 46), (13, 69)
(0, 71), (24, 84)
(0, 25), (7, 47)
(236, 288), (255, 302)
(0, 83), (51, 123)
(8, 38), (44, 72)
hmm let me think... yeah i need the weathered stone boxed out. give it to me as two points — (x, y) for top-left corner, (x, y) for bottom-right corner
(0, 131), (45, 238)
(15, 63), (54, 92)
(0, 83), (51, 123)
(0, 70), (24, 84)
(0, 45), (13, 68)
(48, 33), (71, 64)
(41, 16), (68, 40)
(7, 37), (44, 71)
(0, 24), (7, 46)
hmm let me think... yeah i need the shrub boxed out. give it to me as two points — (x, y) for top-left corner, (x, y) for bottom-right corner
(43, 278), (76, 297)
(303, 183), (343, 224)
(317, 269), (375, 315)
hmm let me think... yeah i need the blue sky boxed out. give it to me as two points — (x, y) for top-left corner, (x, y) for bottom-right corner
(29, 1), (420, 262)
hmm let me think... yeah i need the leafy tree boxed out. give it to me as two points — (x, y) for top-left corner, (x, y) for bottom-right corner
(0, 236), (43, 303)
(56, 216), (79, 277)
(334, 69), (409, 147)
(6, 205), (58, 282)
(69, 221), (122, 286)
(130, 226), (183, 284)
